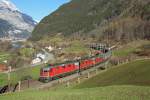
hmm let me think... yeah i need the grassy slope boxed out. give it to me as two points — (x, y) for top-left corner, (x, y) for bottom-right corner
(0, 86), (150, 100)
(113, 47), (135, 57)
(0, 60), (150, 100)
(64, 40), (90, 55)
(0, 73), (7, 86)
(0, 52), (11, 63)
(0, 65), (41, 86)
(75, 59), (150, 88)
(113, 40), (150, 57)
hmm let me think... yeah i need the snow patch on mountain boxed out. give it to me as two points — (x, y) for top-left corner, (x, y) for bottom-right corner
(0, 0), (18, 11)
(0, 0), (37, 39)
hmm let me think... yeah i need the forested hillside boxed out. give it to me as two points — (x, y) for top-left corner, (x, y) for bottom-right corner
(32, 0), (150, 41)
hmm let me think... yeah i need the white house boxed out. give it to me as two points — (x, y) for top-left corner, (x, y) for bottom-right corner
(31, 58), (42, 64)
(37, 53), (46, 60)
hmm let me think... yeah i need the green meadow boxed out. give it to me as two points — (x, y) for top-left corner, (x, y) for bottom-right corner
(0, 59), (150, 100)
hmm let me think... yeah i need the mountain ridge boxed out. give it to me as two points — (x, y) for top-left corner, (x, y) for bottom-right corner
(32, 0), (150, 41)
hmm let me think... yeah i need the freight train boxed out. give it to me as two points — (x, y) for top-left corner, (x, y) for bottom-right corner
(39, 47), (111, 83)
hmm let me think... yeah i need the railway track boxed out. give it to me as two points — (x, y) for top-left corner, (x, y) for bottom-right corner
(33, 60), (109, 90)
(1, 57), (150, 95)
(36, 57), (150, 90)
(5, 59), (109, 92)
(0, 60), (109, 94)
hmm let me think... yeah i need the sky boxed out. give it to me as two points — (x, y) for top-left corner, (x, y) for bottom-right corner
(11, 0), (70, 22)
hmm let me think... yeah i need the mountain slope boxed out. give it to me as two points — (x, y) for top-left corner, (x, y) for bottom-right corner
(0, 0), (37, 39)
(32, 0), (150, 41)
(0, 19), (13, 37)
(75, 59), (150, 88)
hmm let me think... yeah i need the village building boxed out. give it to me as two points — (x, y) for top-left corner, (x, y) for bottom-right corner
(0, 64), (7, 72)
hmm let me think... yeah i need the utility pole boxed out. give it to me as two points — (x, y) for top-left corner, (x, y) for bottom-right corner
(18, 81), (21, 92)
(8, 66), (11, 92)
(77, 58), (81, 75)
(77, 77), (80, 84)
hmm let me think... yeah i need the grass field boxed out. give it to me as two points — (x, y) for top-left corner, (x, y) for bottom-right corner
(0, 73), (7, 86)
(0, 59), (150, 100)
(113, 40), (150, 57)
(0, 52), (11, 63)
(0, 85), (150, 100)
(64, 40), (90, 55)
(75, 59), (150, 88)
(113, 47), (136, 57)
(0, 65), (42, 86)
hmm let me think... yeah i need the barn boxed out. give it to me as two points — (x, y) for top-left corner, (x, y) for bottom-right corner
(0, 64), (7, 72)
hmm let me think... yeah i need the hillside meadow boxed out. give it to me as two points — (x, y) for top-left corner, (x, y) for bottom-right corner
(0, 59), (150, 100)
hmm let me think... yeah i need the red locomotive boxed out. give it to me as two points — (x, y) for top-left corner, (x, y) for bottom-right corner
(39, 48), (111, 82)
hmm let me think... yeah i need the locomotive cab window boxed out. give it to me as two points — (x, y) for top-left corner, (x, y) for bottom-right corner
(44, 70), (49, 72)
(62, 66), (66, 68)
